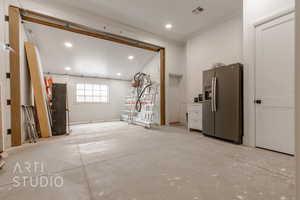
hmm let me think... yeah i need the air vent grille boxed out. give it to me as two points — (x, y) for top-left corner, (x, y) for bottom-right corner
(192, 6), (204, 15)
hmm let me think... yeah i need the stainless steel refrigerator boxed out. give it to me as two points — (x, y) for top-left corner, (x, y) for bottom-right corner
(202, 63), (243, 144)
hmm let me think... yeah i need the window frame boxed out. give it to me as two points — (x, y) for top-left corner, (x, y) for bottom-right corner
(75, 83), (110, 104)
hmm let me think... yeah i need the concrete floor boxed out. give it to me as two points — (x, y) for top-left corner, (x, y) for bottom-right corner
(0, 122), (296, 200)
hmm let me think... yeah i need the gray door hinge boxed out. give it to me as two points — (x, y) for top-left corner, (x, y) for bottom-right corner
(6, 99), (11, 105)
(4, 15), (9, 22)
(7, 129), (11, 135)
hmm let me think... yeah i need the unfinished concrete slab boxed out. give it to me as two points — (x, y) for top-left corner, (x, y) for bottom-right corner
(0, 122), (295, 200)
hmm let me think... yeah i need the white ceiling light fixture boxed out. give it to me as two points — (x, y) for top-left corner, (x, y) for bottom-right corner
(165, 23), (173, 30)
(64, 67), (72, 71)
(128, 55), (134, 60)
(117, 73), (122, 76)
(64, 42), (73, 48)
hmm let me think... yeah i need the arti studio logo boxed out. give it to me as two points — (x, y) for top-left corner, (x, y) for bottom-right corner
(12, 161), (64, 188)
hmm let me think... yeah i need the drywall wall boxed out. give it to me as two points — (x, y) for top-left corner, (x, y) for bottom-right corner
(186, 16), (243, 103)
(168, 46), (187, 124)
(243, 0), (295, 146)
(295, 1), (300, 198)
(168, 74), (185, 124)
(140, 52), (186, 125)
(0, 0), (33, 149)
(20, 24), (31, 143)
(1, 0), (12, 149)
(16, 0), (186, 126)
(142, 54), (160, 83)
(0, 0), (5, 152)
(48, 74), (130, 124)
(0, 0), (11, 150)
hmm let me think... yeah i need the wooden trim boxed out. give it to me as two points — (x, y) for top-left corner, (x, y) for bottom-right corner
(19, 9), (162, 52)
(9, 6), (22, 146)
(160, 48), (166, 125)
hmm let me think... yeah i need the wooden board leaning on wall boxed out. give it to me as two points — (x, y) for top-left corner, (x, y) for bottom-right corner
(24, 42), (51, 138)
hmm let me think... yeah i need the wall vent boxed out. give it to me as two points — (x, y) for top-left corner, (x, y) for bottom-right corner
(192, 6), (204, 15)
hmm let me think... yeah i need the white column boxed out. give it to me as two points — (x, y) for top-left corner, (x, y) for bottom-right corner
(296, 1), (300, 199)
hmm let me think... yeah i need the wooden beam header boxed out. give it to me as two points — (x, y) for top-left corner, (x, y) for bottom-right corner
(18, 7), (163, 52)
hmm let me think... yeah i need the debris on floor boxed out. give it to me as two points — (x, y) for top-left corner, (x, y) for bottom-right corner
(0, 122), (296, 200)
(0, 152), (7, 169)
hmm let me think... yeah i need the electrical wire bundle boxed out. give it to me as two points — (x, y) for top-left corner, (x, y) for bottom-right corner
(132, 72), (152, 112)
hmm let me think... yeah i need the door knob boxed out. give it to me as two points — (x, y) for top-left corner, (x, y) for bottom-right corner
(254, 99), (262, 104)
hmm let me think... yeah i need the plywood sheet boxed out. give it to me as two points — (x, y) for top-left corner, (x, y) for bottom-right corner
(25, 42), (51, 138)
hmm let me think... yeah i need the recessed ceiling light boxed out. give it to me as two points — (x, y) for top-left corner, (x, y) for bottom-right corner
(128, 55), (134, 60)
(117, 73), (122, 76)
(64, 42), (73, 48)
(64, 67), (71, 71)
(165, 24), (173, 29)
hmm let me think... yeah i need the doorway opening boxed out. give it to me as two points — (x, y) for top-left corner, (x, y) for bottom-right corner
(9, 6), (166, 145)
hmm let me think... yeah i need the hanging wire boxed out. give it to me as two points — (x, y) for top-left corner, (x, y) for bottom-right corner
(133, 72), (152, 112)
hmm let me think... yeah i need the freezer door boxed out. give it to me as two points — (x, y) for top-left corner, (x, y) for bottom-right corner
(214, 64), (243, 144)
(202, 69), (215, 136)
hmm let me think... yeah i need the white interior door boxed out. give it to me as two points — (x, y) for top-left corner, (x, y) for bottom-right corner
(255, 13), (295, 155)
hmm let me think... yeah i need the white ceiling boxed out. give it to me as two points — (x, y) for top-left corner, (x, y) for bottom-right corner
(25, 0), (242, 42)
(24, 22), (158, 80)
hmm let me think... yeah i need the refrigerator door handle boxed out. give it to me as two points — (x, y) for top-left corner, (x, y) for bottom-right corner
(213, 77), (217, 112)
(211, 78), (214, 112)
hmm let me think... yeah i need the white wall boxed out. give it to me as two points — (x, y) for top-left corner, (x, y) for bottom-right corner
(168, 46), (187, 124)
(1, 0), (32, 148)
(0, 0), (11, 150)
(295, 0), (300, 198)
(0, 0), (31, 149)
(243, 0), (295, 146)
(142, 54), (160, 83)
(20, 22), (31, 144)
(0, 0), (6, 151)
(186, 16), (243, 103)
(49, 74), (130, 124)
